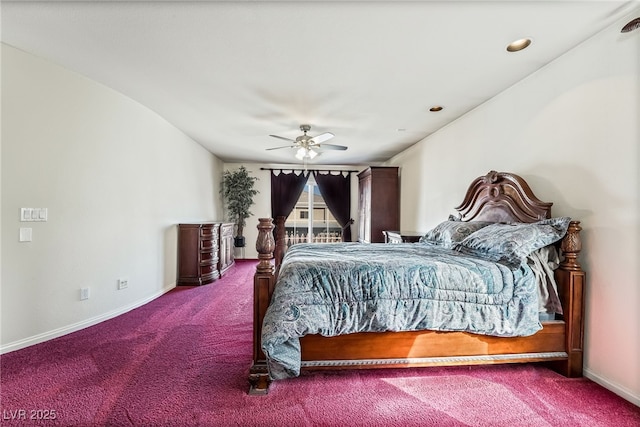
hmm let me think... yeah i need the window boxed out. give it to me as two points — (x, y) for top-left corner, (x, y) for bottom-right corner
(284, 176), (342, 246)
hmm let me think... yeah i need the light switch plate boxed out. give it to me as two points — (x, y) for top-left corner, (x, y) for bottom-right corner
(20, 207), (48, 222)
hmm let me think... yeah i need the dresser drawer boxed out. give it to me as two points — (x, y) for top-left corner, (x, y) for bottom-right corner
(200, 225), (215, 238)
(200, 263), (215, 276)
(200, 250), (214, 262)
(200, 239), (214, 250)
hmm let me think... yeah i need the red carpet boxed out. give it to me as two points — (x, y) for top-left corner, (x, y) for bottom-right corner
(2, 259), (639, 426)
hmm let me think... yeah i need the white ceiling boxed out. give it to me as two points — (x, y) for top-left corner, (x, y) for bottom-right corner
(2, 1), (638, 166)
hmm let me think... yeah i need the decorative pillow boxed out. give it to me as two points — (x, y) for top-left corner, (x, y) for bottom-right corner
(453, 217), (572, 268)
(419, 219), (493, 248)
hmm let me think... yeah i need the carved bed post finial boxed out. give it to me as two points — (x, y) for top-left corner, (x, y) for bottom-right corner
(560, 221), (582, 271)
(256, 218), (275, 274)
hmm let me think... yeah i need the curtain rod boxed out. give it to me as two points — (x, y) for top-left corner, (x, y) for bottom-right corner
(260, 167), (359, 173)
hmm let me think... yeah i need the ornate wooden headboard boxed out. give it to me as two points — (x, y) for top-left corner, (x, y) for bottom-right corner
(455, 170), (552, 223)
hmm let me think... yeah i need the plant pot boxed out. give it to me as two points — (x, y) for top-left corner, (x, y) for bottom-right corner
(234, 236), (246, 248)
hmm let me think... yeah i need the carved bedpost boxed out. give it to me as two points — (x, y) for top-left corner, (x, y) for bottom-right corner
(560, 221), (582, 271)
(255, 218), (276, 275)
(552, 220), (585, 377)
(249, 218), (276, 395)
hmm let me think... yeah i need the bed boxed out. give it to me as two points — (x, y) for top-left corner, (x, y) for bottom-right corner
(249, 170), (585, 395)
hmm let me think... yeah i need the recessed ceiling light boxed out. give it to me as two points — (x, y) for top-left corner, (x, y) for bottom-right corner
(621, 17), (640, 33)
(506, 38), (532, 52)
(429, 106), (443, 112)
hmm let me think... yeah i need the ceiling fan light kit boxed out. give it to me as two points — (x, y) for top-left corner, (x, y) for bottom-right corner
(296, 147), (318, 160)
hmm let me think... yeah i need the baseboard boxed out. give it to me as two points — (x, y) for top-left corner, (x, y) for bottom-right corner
(0, 283), (176, 355)
(584, 367), (640, 407)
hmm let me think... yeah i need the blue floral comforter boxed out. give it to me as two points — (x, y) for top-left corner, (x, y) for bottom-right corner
(261, 242), (541, 379)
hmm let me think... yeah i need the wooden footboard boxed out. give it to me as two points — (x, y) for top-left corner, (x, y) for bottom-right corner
(248, 217), (585, 395)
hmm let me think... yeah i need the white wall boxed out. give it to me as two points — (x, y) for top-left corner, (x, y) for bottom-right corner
(389, 18), (639, 404)
(222, 163), (365, 259)
(1, 44), (224, 352)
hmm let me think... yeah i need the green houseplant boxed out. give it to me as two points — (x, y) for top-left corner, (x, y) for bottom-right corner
(221, 166), (259, 247)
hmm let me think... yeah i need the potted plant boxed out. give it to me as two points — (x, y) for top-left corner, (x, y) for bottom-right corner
(221, 166), (259, 247)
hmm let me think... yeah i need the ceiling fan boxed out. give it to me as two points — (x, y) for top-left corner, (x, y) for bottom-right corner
(267, 124), (347, 160)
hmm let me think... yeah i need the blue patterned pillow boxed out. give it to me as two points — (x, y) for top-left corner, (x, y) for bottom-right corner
(420, 220), (493, 248)
(453, 217), (571, 268)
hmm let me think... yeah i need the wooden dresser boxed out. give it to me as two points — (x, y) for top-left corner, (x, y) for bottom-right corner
(177, 223), (220, 285)
(357, 166), (400, 243)
(218, 222), (235, 276)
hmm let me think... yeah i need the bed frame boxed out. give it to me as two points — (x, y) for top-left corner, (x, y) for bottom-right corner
(249, 170), (585, 395)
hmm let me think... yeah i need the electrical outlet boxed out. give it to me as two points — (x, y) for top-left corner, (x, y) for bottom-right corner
(117, 279), (129, 290)
(80, 287), (90, 300)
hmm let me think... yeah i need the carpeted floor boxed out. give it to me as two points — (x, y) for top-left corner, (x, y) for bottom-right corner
(2, 259), (639, 426)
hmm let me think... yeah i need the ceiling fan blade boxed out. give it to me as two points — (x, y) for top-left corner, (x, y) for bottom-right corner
(269, 134), (296, 142)
(266, 145), (296, 151)
(318, 143), (348, 151)
(308, 132), (335, 144)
